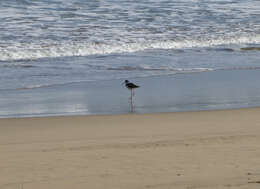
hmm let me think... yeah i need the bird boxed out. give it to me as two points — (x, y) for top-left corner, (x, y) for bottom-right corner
(124, 80), (140, 90)
(123, 80), (140, 112)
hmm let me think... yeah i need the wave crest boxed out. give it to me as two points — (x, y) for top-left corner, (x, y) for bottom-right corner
(0, 35), (259, 61)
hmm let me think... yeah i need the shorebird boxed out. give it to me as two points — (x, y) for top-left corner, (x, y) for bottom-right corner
(124, 80), (140, 90)
(123, 80), (140, 112)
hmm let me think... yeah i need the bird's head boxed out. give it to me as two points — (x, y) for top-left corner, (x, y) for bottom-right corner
(122, 80), (129, 86)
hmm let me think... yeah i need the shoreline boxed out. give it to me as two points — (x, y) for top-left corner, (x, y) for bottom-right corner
(0, 105), (259, 120)
(1, 107), (260, 189)
(2, 69), (260, 118)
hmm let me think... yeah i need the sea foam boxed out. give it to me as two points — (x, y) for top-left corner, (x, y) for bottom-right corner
(0, 35), (259, 61)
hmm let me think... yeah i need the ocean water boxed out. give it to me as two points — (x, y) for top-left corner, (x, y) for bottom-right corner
(0, 0), (260, 90)
(0, 0), (260, 117)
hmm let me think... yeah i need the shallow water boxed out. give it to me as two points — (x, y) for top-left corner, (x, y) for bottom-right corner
(1, 69), (260, 118)
(0, 0), (260, 117)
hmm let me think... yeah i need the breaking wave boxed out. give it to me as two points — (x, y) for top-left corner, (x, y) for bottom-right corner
(107, 66), (214, 72)
(1, 35), (259, 61)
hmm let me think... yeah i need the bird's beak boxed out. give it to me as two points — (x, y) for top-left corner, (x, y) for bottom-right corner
(121, 81), (125, 85)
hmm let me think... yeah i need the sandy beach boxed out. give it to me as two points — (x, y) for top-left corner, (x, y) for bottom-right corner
(1, 108), (260, 189)
(1, 1), (260, 189)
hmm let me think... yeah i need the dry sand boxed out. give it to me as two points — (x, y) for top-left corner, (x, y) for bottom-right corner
(1, 108), (260, 189)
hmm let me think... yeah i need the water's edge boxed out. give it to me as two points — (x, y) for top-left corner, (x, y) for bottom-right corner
(1, 69), (260, 118)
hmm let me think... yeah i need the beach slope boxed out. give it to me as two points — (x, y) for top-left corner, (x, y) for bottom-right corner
(1, 108), (260, 189)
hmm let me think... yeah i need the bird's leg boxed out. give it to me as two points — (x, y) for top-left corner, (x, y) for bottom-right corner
(128, 89), (131, 102)
(130, 89), (134, 112)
